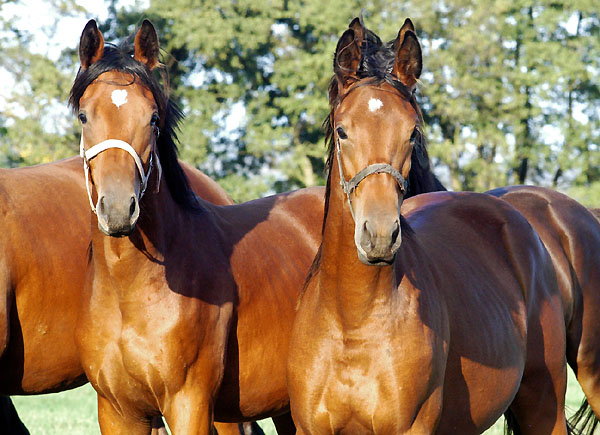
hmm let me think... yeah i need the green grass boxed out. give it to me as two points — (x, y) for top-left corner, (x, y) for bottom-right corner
(11, 368), (587, 434)
(12, 384), (98, 434)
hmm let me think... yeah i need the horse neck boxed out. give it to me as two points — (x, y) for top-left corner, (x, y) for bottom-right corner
(318, 167), (398, 330)
(90, 178), (187, 297)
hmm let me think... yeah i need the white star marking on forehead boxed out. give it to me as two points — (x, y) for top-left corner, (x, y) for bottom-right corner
(368, 98), (383, 112)
(111, 89), (128, 108)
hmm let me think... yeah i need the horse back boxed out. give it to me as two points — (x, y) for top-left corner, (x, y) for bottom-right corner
(179, 161), (233, 206)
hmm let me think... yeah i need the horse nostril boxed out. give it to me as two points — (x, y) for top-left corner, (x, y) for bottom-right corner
(129, 196), (136, 218)
(98, 196), (105, 214)
(361, 220), (373, 250)
(391, 220), (400, 245)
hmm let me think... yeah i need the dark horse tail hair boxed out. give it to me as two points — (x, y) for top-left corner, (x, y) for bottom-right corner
(0, 396), (29, 435)
(568, 398), (599, 435)
(504, 408), (521, 435)
(504, 408), (580, 435)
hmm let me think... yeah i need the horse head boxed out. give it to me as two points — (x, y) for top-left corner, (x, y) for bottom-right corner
(329, 18), (423, 265)
(73, 20), (162, 237)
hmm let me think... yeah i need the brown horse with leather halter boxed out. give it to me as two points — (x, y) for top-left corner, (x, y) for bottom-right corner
(71, 19), (323, 434)
(487, 186), (600, 434)
(287, 18), (569, 434)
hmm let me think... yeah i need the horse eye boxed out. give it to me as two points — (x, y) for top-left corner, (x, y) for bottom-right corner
(78, 113), (87, 124)
(336, 126), (348, 140)
(150, 113), (159, 127)
(410, 128), (419, 143)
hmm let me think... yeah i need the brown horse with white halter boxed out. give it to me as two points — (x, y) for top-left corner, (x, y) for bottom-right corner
(0, 147), (233, 434)
(72, 19), (324, 434)
(0, 27), (235, 433)
(287, 18), (569, 434)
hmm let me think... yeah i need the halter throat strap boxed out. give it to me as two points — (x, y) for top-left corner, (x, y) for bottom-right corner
(79, 136), (162, 213)
(336, 137), (407, 221)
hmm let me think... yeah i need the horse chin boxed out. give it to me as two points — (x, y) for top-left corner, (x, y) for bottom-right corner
(356, 249), (396, 266)
(98, 221), (136, 238)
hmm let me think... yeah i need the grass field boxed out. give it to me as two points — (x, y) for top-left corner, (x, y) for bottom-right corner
(11, 367), (587, 434)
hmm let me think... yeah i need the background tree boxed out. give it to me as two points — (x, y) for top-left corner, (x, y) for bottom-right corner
(1, 0), (598, 204)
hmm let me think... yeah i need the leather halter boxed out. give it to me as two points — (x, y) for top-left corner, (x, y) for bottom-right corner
(79, 133), (162, 214)
(334, 83), (409, 221)
(336, 138), (407, 221)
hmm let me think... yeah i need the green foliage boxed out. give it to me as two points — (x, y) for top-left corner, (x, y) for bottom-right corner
(139, 0), (600, 200)
(0, 0), (598, 202)
(0, 0), (81, 166)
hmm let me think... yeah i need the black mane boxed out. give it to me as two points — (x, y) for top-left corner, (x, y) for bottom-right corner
(68, 43), (202, 211)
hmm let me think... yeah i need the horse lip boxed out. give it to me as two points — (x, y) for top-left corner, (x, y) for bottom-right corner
(98, 222), (136, 238)
(357, 249), (396, 266)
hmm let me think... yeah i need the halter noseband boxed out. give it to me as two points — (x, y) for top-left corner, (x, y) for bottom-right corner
(336, 138), (407, 221)
(79, 134), (162, 214)
(334, 80), (412, 221)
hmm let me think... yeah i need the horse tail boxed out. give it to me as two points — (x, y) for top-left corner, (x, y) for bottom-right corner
(503, 408), (521, 435)
(0, 396), (29, 434)
(568, 398), (599, 435)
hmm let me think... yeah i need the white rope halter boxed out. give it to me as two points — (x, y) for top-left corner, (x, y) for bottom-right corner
(79, 135), (162, 213)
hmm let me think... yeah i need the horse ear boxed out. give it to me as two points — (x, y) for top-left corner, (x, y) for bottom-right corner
(392, 19), (422, 89)
(334, 17), (364, 88)
(134, 19), (160, 70)
(79, 20), (104, 70)
(397, 18), (415, 41)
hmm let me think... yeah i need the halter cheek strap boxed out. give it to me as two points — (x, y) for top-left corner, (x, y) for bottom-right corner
(80, 135), (162, 214)
(336, 137), (407, 221)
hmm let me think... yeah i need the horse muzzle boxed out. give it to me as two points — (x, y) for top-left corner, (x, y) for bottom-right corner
(96, 192), (140, 237)
(355, 217), (401, 266)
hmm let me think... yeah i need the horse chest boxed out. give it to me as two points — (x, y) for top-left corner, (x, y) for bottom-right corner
(84, 294), (201, 398)
(294, 307), (442, 434)
(300, 329), (407, 434)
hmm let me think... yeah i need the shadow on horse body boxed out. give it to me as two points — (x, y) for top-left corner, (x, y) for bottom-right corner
(488, 186), (600, 434)
(287, 18), (568, 434)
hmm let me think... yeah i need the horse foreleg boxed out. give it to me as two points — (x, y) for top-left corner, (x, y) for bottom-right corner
(150, 416), (167, 435)
(97, 395), (153, 435)
(0, 264), (11, 356)
(0, 396), (29, 435)
(214, 422), (244, 434)
(162, 390), (214, 435)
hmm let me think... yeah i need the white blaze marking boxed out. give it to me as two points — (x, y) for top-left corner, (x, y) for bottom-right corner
(368, 98), (383, 112)
(111, 89), (128, 108)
